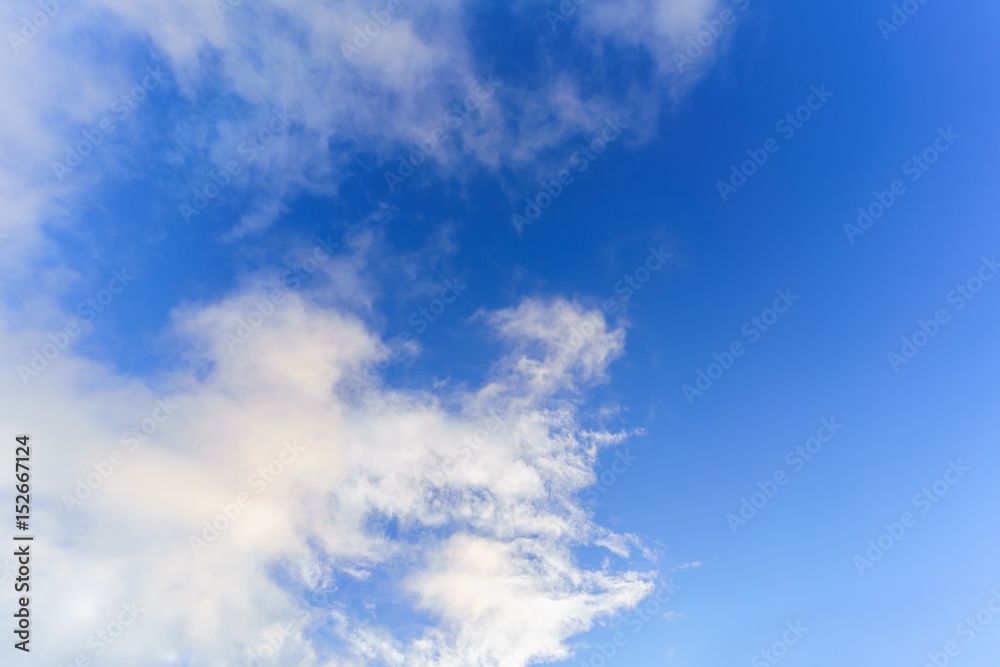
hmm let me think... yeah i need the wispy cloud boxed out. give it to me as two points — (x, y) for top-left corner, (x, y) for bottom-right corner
(1, 269), (653, 665)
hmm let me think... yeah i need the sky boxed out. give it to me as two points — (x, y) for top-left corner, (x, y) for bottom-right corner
(1, 0), (999, 665)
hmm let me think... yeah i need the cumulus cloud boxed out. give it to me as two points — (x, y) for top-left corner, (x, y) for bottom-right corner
(0, 271), (658, 665)
(485, 297), (626, 396)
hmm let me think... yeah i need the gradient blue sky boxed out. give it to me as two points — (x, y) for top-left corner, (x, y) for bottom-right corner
(2, 0), (999, 665)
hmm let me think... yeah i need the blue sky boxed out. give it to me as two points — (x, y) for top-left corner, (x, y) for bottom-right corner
(2, 0), (999, 665)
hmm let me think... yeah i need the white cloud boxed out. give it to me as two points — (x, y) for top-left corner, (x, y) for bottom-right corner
(486, 297), (626, 396)
(222, 197), (289, 241)
(0, 0), (739, 265)
(0, 2), (740, 660)
(0, 277), (655, 665)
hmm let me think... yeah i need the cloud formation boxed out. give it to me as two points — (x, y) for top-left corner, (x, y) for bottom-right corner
(0, 2), (736, 662)
(1, 271), (658, 665)
(0, 0), (737, 254)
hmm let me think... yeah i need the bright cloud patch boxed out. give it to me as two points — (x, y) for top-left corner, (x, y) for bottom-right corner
(0, 283), (654, 665)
